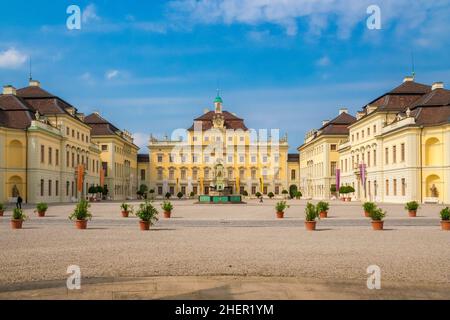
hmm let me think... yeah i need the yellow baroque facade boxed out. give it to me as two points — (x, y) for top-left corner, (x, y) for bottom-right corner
(146, 95), (298, 198)
(85, 113), (140, 200)
(298, 109), (356, 199)
(338, 77), (450, 204)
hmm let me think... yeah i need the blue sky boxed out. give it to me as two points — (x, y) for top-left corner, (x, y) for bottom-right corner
(1, 0), (450, 152)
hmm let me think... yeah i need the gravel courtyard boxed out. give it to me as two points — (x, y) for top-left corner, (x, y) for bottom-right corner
(0, 200), (449, 299)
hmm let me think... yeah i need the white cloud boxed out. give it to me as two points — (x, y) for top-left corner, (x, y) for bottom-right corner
(105, 70), (120, 80)
(82, 4), (100, 24)
(0, 48), (28, 69)
(316, 56), (331, 67)
(169, 0), (450, 40)
(132, 133), (149, 151)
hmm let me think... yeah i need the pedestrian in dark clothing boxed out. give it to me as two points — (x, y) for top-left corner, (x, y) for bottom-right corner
(16, 196), (23, 209)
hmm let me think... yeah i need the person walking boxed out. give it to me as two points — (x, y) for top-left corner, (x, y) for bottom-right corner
(16, 195), (23, 209)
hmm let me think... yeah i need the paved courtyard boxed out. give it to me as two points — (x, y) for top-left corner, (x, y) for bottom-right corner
(0, 200), (449, 299)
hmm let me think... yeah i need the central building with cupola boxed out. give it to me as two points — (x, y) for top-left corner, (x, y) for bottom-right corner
(145, 95), (299, 198)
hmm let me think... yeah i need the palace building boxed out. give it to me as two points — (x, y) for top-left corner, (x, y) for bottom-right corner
(298, 109), (356, 199)
(145, 94), (299, 197)
(338, 77), (450, 204)
(0, 80), (138, 204)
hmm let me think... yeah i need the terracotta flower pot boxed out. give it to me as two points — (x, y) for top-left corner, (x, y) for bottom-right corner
(0, 210), (4, 216)
(276, 211), (284, 219)
(38, 211), (46, 217)
(441, 220), (450, 231)
(121, 211), (129, 218)
(364, 211), (370, 218)
(319, 211), (328, 219)
(164, 211), (172, 219)
(305, 221), (317, 231)
(75, 220), (88, 230)
(371, 220), (384, 231)
(408, 210), (417, 218)
(140, 220), (150, 231)
(11, 219), (23, 229)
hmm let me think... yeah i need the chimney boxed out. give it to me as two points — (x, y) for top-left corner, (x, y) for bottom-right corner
(3, 85), (16, 95)
(403, 76), (414, 83)
(432, 82), (444, 91)
(322, 120), (330, 126)
(339, 108), (348, 115)
(29, 79), (41, 87)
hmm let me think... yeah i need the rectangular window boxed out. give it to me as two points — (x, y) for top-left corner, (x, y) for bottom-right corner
(385, 148), (389, 164)
(56, 180), (59, 197)
(48, 180), (52, 196)
(48, 147), (52, 165)
(140, 169), (146, 181)
(275, 186), (280, 195)
(55, 149), (59, 166)
(374, 180), (377, 197)
(373, 125), (377, 134)
(385, 180), (389, 196)
(402, 178), (406, 196)
(367, 127), (370, 136)
(66, 181), (70, 197)
(251, 186), (257, 195)
(393, 179), (397, 196)
(330, 162), (337, 176)
(330, 144), (337, 151)
(367, 151), (370, 167)
(393, 145), (397, 163)
(291, 170), (296, 180)
(158, 186), (163, 195)
(373, 150), (377, 166)
(66, 127), (70, 135)
(401, 143), (405, 162)
(41, 145), (45, 163)
(101, 145), (108, 151)
(40, 179), (44, 197)
(72, 153), (75, 167)
(102, 162), (108, 177)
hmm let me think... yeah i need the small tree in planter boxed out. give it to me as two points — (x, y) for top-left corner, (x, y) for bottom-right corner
(120, 203), (133, 218)
(35, 202), (48, 217)
(295, 191), (302, 200)
(190, 191), (195, 198)
(69, 199), (92, 230)
(255, 192), (262, 199)
(363, 202), (377, 218)
(11, 208), (28, 229)
(369, 207), (386, 231)
(317, 201), (330, 218)
(165, 192), (172, 200)
(0, 203), (5, 216)
(268, 192), (275, 199)
(149, 189), (155, 200)
(275, 201), (290, 219)
(88, 186), (97, 201)
(242, 190), (249, 198)
(162, 201), (174, 219)
(139, 184), (148, 199)
(346, 186), (355, 201)
(405, 201), (419, 218)
(282, 190), (289, 199)
(101, 186), (109, 200)
(339, 186), (348, 201)
(135, 200), (159, 231)
(177, 192), (184, 200)
(330, 186), (337, 197)
(305, 202), (319, 231)
(440, 207), (450, 231)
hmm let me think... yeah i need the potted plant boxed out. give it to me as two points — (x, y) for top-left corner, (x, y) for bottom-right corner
(35, 202), (48, 217)
(369, 207), (386, 231)
(305, 202), (319, 231)
(405, 201), (419, 218)
(268, 192), (275, 199)
(69, 199), (92, 230)
(242, 190), (249, 197)
(88, 186), (97, 201)
(440, 207), (450, 231)
(190, 191), (195, 198)
(11, 208), (28, 229)
(330, 186), (337, 197)
(339, 186), (348, 201)
(282, 190), (289, 199)
(363, 202), (377, 218)
(255, 192), (262, 199)
(161, 201), (174, 219)
(275, 201), (289, 219)
(177, 192), (184, 200)
(120, 203), (133, 218)
(346, 186), (355, 201)
(0, 203), (5, 216)
(317, 201), (330, 219)
(295, 191), (302, 200)
(165, 192), (172, 200)
(135, 200), (159, 231)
